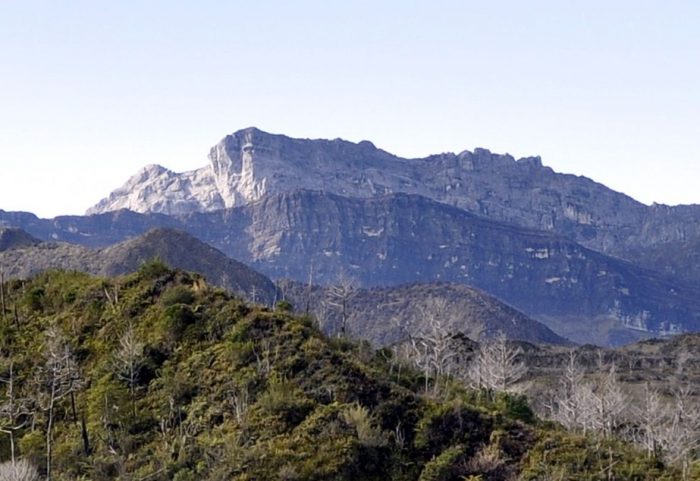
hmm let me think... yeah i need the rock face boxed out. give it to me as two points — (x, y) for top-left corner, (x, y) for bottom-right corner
(6, 191), (700, 345)
(87, 165), (224, 215)
(86, 127), (700, 258)
(0, 228), (278, 304)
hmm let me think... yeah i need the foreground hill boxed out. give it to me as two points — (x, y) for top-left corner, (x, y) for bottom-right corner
(0, 228), (278, 304)
(0, 268), (690, 480)
(4, 192), (700, 345)
(278, 280), (570, 346)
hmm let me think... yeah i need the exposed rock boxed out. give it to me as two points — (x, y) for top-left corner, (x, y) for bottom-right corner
(6, 191), (700, 345)
(87, 128), (700, 263)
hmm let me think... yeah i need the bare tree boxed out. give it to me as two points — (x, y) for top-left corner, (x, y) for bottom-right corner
(36, 326), (82, 481)
(0, 361), (33, 467)
(0, 459), (40, 481)
(546, 352), (590, 432)
(0, 270), (6, 323)
(634, 383), (665, 458)
(468, 332), (526, 393)
(547, 356), (627, 438)
(658, 384), (700, 478)
(593, 363), (628, 438)
(325, 273), (357, 337)
(112, 325), (145, 423)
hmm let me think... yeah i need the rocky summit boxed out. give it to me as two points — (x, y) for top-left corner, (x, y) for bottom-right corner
(88, 127), (700, 262)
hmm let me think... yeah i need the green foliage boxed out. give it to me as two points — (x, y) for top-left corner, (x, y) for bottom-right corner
(418, 444), (466, 481)
(161, 284), (196, 307)
(0, 269), (690, 481)
(137, 257), (171, 280)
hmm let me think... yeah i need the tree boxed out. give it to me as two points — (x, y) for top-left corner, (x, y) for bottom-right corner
(325, 273), (357, 337)
(0, 459), (40, 481)
(547, 354), (627, 438)
(546, 352), (591, 432)
(658, 384), (700, 479)
(36, 326), (82, 481)
(407, 297), (465, 394)
(634, 383), (665, 458)
(0, 360), (33, 467)
(112, 325), (145, 423)
(468, 332), (526, 393)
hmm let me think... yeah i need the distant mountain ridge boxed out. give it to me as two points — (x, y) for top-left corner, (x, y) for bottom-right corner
(87, 127), (700, 259)
(0, 227), (40, 251)
(4, 190), (700, 345)
(278, 279), (570, 346)
(0, 228), (278, 304)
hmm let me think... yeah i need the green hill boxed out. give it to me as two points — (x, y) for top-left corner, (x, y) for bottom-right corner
(0, 265), (693, 480)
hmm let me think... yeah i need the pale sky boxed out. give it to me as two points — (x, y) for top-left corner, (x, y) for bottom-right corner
(1, 1), (699, 218)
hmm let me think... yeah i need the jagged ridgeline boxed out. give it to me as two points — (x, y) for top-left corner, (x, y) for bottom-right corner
(0, 267), (693, 480)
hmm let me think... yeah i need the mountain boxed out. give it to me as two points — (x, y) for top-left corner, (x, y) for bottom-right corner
(0, 228), (278, 304)
(4, 191), (700, 345)
(87, 127), (700, 262)
(0, 268), (685, 481)
(278, 280), (570, 346)
(0, 227), (40, 251)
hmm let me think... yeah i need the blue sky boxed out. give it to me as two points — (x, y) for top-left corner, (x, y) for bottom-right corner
(1, 1), (699, 217)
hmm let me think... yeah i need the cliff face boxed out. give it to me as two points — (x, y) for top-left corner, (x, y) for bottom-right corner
(86, 128), (700, 259)
(7, 191), (700, 345)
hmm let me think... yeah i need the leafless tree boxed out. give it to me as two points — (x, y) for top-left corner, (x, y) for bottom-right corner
(325, 273), (357, 337)
(0, 459), (40, 481)
(0, 270), (6, 323)
(657, 384), (700, 478)
(36, 325), (82, 481)
(634, 383), (665, 458)
(593, 363), (628, 438)
(0, 361), (33, 467)
(468, 332), (526, 393)
(546, 352), (590, 432)
(112, 325), (145, 422)
(547, 355), (627, 438)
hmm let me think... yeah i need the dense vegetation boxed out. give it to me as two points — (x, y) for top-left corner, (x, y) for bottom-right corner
(0, 265), (696, 480)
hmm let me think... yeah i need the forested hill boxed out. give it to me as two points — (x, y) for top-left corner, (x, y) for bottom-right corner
(0, 266), (693, 480)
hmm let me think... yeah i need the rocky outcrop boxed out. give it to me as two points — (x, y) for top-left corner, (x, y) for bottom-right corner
(87, 128), (700, 261)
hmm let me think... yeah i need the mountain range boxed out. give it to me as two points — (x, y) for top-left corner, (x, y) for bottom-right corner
(3, 127), (700, 346)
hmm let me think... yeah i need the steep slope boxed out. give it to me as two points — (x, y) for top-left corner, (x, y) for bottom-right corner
(86, 127), (700, 258)
(0, 227), (40, 251)
(0, 269), (686, 481)
(4, 191), (700, 345)
(0, 228), (278, 303)
(278, 280), (570, 346)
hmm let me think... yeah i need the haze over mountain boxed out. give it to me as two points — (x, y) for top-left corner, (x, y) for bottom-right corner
(278, 279), (569, 346)
(4, 190), (700, 345)
(0, 228), (278, 304)
(4, 127), (700, 346)
(89, 128), (700, 260)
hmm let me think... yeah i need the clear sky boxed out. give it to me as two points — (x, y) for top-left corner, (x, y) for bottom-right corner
(1, 1), (699, 218)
